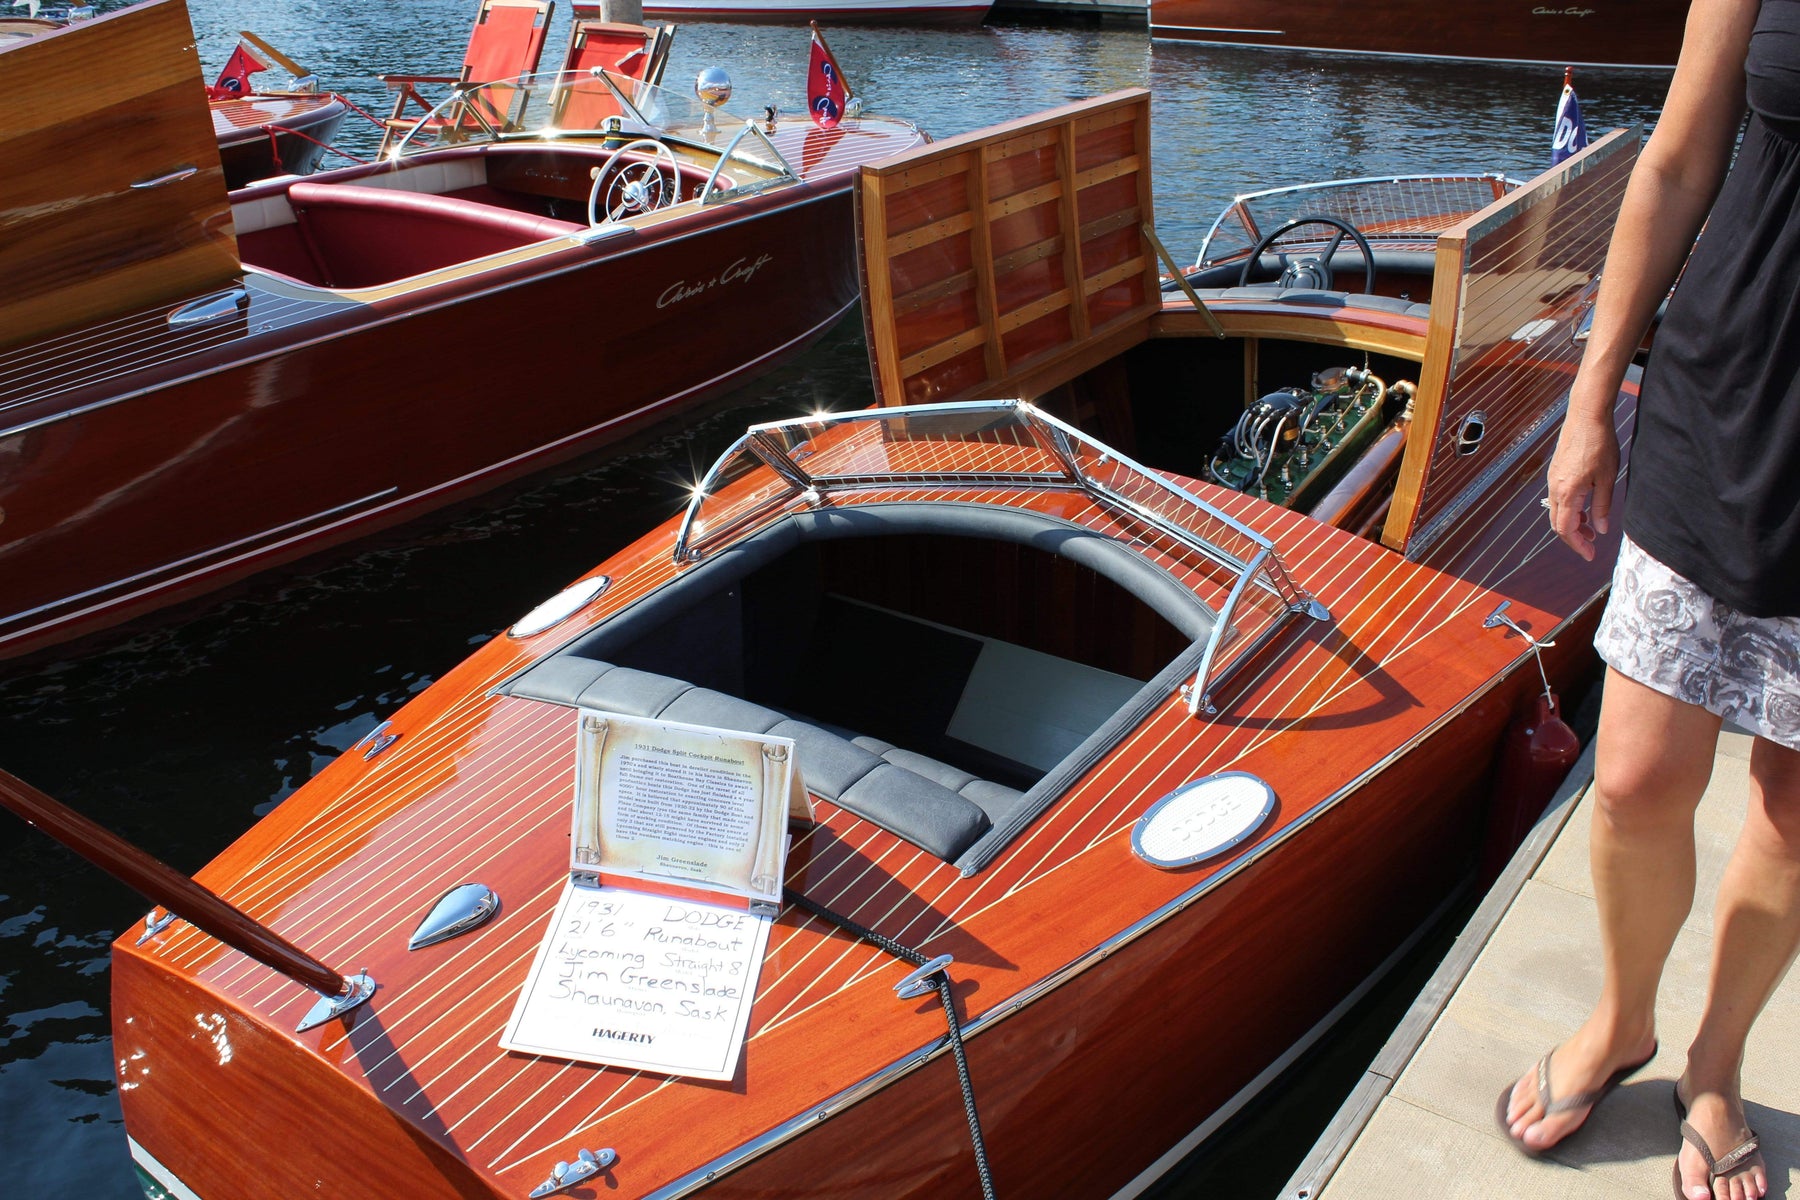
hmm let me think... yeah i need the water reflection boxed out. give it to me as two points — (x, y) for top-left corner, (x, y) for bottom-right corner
(1, 4), (1672, 1196)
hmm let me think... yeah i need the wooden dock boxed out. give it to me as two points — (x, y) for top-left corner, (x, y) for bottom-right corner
(1284, 728), (1800, 1199)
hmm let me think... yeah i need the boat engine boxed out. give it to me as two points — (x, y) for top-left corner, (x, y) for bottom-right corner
(1207, 365), (1398, 509)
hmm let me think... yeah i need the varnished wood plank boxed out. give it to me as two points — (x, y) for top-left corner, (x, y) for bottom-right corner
(996, 287), (1072, 335)
(1057, 123), (1091, 343)
(985, 177), (1062, 221)
(899, 323), (989, 379)
(885, 209), (975, 256)
(1075, 153), (1143, 192)
(0, 0), (238, 351)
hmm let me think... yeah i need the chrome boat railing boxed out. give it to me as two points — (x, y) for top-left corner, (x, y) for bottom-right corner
(674, 401), (1330, 720)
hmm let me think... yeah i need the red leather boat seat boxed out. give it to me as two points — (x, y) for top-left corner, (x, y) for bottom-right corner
(284, 181), (584, 288)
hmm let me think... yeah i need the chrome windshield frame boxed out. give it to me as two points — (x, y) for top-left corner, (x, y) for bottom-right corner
(1192, 172), (1520, 269)
(672, 400), (1329, 719)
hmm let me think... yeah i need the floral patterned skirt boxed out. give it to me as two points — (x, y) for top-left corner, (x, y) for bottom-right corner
(1596, 535), (1800, 749)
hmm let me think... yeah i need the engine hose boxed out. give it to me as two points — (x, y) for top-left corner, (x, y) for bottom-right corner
(1256, 415), (1290, 489)
(783, 887), (998, 1200)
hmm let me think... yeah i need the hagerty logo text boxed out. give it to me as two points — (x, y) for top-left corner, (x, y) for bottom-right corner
(657, 254), (775, 309)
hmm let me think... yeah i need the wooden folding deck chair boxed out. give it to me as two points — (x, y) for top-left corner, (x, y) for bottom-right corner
(550, 19), (673, 131)
(379, 0), (555, 154)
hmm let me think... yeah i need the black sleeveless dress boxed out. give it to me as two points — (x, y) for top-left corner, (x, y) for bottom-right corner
(1623, 0), (1800, 618)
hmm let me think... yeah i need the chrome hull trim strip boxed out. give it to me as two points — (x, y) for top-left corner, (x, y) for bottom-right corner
(0, 488), (399, 631)
(641, 610), (1583, 1197)
(129, 1136), (208, 1200)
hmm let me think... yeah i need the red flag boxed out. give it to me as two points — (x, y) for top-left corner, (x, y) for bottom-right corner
(806, 32), (848, 130)
(209, 45), (267, 99)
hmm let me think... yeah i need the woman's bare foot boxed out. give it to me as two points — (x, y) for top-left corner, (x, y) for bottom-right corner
(1502, 1023), (1658, 1151)
(1676, 1078), (1767, 1200)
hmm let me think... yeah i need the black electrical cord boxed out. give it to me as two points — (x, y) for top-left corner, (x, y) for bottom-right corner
(783, 887), (997, 1200)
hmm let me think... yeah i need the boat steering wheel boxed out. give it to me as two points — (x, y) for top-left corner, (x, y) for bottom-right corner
(588, 138), (681, 225)
(1237, 214), (1376, 294)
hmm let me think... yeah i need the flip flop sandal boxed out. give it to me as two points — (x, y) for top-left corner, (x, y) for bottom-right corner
(1672, 1089), (1763, 1200)
(1494, 1041), (1658, 1158)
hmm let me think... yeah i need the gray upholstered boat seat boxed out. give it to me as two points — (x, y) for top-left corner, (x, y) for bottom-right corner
(508, 657), (1015, 862)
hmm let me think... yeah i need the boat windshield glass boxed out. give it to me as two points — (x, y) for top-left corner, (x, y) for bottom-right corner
(388, 68), (789, 175)
(1193, 173), (1519, 268)
(676, 401), (1323, 716)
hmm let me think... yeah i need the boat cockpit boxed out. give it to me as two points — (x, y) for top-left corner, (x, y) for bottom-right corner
(501, 403), (1324, 873)
(232, 67), (804, 292)
(1177, 173), (1520, 304)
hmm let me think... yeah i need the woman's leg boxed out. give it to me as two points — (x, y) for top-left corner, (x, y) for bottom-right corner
(1505, 667), (1720, 1149)
(1676, 735), (1800, 1200)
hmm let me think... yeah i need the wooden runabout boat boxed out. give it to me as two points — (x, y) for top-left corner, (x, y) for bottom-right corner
(0, 0), (925, 664)
(213, 90), (351, 188)
(73, 92), (1641, 1198)
(571, 0), (994, 25)
(1150, 0), (1687, 68)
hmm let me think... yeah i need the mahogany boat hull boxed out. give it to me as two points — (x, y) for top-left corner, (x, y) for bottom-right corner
(1149, 0), (1687, 67)
(110, 587), (1609, 1200)
(0, 174), (871, 664)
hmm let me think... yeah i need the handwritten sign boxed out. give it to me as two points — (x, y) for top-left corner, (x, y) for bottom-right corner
(500, 882), (770, 1079)
(573, 710), (799, 907)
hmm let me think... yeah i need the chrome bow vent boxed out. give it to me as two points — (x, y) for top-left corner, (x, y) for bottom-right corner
(408, 882), (500, 950)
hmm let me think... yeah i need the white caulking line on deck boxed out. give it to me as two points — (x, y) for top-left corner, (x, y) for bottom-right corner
(154, 690), (507, 966)
(942, 531), (1456, 932)
(186, 694), (558, 985)
(998, 496), (1372, 886)
(233, 711), (573, 995)
(251, 793), (569, 1016)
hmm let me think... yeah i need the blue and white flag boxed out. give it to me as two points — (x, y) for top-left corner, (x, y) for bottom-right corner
(1553, 70), (1587, 166)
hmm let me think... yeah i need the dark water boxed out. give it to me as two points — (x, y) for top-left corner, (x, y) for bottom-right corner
(0, 7), (1670, 1196)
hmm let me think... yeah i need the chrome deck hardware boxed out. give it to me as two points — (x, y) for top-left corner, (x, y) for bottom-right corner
(409, 883), (500, 950)
(136, 907), (178, 945)
(528, 1148), (616, 1197)
(295, 971), (376, 1033)
(358, 720), (400, 761)
(1484, 600), (1556, 699)
(893, 954), (954, 1001)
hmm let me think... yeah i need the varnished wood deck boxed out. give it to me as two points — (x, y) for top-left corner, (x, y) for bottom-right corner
(1291, 729), (1800, 1200)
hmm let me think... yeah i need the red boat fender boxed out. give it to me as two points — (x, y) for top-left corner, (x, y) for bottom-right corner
(1480, 691), (1581, 884)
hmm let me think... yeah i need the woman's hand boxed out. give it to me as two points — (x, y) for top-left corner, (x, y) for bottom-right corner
(1545, 399), (1621, 561)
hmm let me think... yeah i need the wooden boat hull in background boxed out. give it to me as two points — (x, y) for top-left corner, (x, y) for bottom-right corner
(0, 183), (859, 662)
(574, 0), (993, 24)
(1149, 0), (1687, 67)
(213, 93), (352, 189)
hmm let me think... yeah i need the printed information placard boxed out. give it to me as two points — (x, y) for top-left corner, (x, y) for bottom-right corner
(500, 709), (805, 1079)
(572, 710), (800, 908)
(500, 881), (769, 1080)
